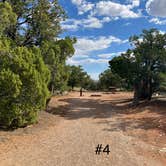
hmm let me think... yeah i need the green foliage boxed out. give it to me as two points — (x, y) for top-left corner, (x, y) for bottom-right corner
(99, 69), (122, 90)
(109, 29), (166, 102)
(0, 0), (75, 128)
(159, 73), (166, 92)
(0, 69), (22, 127)
(41, 37), (76, 93)
(109, 50), (137, 90)
(56, 37), (76, 61)
(81, 74), (93, 90)
(0, 2), (16, 35)
(53, 64), (70, 91)
(86, 80), (99, 91)
(0, 41), (50, 128)
(1, 0), (65, 46)
(68, 65), (90, 90)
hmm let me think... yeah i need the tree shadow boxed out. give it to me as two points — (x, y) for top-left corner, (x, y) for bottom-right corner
(47, 98), (115, 119)
(98, 99), (166, 135)
(0, 127), (15, 132)
(47, 96), (166, 134)
(115, 99), (166, 115)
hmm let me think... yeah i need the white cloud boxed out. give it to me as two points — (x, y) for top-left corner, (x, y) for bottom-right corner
(159, 30), (166, 35)
(65, 0), (141, 32)
(74, 36), (124, 55)
(67, 58), (109, 67)
(82, 16), (111, 28)
(102, 17), (111, 22)
(83, 17), (103, 28)
(146, 0), (166, 17)
(61, 19), (79, 30)
(66, 36), (127, 73)
(71, 0), (94, 15)
(124, 22), (131, 26)
(72, 54), (89, 59)
(66, 35), (128, 80)
(61, 16), (111, 30)
(149, 18), (166, 25)
(71, 0), (141, 18)
(127, 0), (140, 8)
(94, 1), (140, 18)
(66, 36), (127, 72)
(71, 0), (82, 6)
(97, 52), (125, 59)
(132, 0), (140, 8)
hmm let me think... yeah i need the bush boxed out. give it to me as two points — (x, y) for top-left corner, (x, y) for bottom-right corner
(0, 40), (50, 128)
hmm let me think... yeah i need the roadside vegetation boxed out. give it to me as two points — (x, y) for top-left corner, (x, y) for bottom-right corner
(0, 0), (75, 128)
(109, 29), (166, 104)
(0, 1), (165, 129)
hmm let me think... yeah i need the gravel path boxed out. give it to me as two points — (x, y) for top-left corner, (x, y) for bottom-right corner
(0, 92), (165, 166)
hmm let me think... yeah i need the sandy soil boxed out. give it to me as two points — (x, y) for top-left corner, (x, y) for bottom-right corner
(0, 92), (165, 166)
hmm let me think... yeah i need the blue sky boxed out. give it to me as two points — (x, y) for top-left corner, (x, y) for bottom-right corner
(59, 0), (166, 80)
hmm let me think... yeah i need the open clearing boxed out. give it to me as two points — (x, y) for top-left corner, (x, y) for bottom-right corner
(0, 92), (166, 166)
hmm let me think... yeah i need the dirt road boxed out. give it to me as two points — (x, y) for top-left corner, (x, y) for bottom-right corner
(0, 92), (165, 166)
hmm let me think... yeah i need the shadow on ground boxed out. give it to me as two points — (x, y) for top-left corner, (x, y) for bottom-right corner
(101, 100), (166, 134)
(47, 96), (166, 134)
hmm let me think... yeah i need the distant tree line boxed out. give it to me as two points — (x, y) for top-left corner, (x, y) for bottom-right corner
(100, 29), (166, 104)
(68, 29), (166, 103)
(67, 65), (96, 91)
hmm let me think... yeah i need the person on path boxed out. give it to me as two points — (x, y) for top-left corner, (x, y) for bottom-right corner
(80, 87), (83, 97)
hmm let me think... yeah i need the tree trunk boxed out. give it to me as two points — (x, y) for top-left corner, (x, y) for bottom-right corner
(133, 78), (153, 104)
(133, 90), (139, 105)
(133, 79), (147, 105)
(51, 84), (54, 95)
(133, 82), (140, 105)
(147, 77), (152, 100)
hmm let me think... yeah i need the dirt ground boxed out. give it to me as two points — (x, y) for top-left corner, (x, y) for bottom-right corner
(0, 92), (165, 166)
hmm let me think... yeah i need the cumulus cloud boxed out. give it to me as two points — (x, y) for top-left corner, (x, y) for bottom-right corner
(66, 36), (127, 69)
(71, 0), (141, 18)
(61, 19), (79, 31)
(74, 36), (125, 55)
(82, 16), (111, 28)
(131, 0), (140, 8)
(67, 58), (109, 65)
(97, 52), (125, 59)
(71, 0), (94, 15)
(61, 16), (111, 30)
(127, 0), (140, 8)
(67, 51), (126, 79)
(149, 17), (166, 25)
(94, 1), (140, 18)
(67, 56), (107, 79)
(146, 0), (166, 17)
(65, 0), (141, 31)
(66, 35), (128, 79)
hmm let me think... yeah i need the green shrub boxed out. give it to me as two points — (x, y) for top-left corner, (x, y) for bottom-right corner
(0, 40), (50, 128)
(0, 2), (16, 35)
